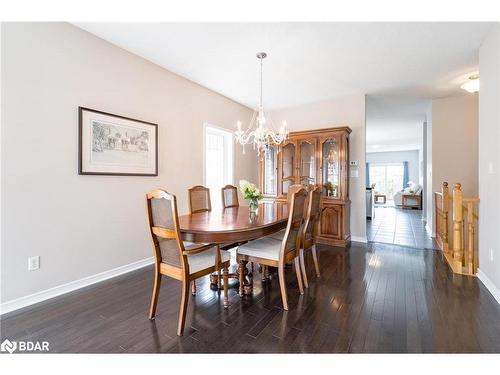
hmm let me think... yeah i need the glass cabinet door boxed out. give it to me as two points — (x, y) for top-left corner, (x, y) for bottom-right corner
(263, 145), (277, 196)
(299, 140), (316, 186)
(321, 137), (340, 198)
(281, 142), (296, 195)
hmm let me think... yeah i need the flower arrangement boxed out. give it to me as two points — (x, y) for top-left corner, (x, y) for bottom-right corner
(239, 180), (263, 213)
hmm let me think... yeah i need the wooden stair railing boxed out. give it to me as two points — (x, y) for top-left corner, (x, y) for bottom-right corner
(433, 182), (479, 276)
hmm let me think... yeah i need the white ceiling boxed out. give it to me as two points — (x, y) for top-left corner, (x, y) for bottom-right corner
(75, 22), (492, 110)
(366, 96), (429, 153)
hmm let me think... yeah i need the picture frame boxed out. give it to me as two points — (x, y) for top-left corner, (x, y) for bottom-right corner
(78, 107), (158, 176)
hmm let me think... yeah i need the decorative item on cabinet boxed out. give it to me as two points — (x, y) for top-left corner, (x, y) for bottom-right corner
(258, 126), (351, 247)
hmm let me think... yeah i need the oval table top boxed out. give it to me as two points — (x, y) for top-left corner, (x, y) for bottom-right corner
(178, 202), (289, 243)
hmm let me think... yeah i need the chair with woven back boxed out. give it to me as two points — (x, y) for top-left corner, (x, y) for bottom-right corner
(188, 185), (212, 213)
(236, 187), (306, 310)
(146, 189), (230, 336)
(298, 185), (322, 288)
(266, 184), (306, 242)
(221, 184), (239, 209)
(188, 185), (226, 292)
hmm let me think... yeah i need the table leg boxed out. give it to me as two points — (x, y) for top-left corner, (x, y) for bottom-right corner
(223, 266), (229, 308)
(262, 265), (269, 282)
(238, 260), (253, 296)
(238, 260), (246, 297)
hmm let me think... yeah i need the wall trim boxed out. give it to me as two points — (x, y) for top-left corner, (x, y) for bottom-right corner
(0, 257), (154, 315)
(351, 236), (368, 244)
(425, 223), (435, 237)
(477, 268), (500, 305)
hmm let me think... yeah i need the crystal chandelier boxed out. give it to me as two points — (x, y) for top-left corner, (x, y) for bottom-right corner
(234, 52), (288, 155)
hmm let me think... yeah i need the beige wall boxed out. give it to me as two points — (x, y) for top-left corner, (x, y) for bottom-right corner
(478, 24), (500, 298)
(1, 22), (257, 304)
(270, 94), (367, 242)
(431, 94), (479, 200)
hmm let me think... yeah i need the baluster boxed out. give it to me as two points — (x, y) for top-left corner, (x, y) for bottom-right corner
(434, 192), (439, 240)
(452, 183), (464, 272)
(467, 202), (474, 275)
(442, 182), (449, 252)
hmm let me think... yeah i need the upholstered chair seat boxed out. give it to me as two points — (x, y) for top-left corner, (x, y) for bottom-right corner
(236, 237), (282, 261)
(266, 230), (312, 242)
(187, 247), (231, 274)
(266, 229), (286, 241)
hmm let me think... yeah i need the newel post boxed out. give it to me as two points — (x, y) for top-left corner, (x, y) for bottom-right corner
(452, 183), (464, 272)
(442, 182), (449, 252)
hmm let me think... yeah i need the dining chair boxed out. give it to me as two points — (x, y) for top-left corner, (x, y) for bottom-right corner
(220, 184), (245, 253)
(236, 187), (306, 310)
(188, 185), (216, 293)
(298, 185), (321, 288)
(267, 184), (307, 242)
(287, 184), (304, 203)
(188, 185), (212, 213)
(221, 184), (239, 209)
(146, 189), (230, 336)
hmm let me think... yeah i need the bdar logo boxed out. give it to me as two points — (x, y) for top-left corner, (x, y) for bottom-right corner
(1, 339), (17, 354)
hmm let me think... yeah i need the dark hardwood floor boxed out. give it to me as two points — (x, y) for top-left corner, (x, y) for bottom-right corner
(2, 242), (500, 353)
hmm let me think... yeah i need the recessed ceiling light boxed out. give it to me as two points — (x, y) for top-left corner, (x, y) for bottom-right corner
(461, 74), (479, 93)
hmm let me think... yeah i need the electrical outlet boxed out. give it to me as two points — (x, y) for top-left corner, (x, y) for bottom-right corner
(488, 162), (494, 174)
(490, 248), (494, 262)
(28, 256), (40, 271)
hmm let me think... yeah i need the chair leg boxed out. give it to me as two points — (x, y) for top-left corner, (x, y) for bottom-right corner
(148, 267), (162, 319)
(191, 280), (196, 296)
(223, 265), (229, 308)
(238, 260), (245, 297)
(262, 265), (268, 281)
(217, 245), (222, 290)
(311, 244), (320, 277)
(278, 262), (289, 310)
(177, 279), (190, 336)
(299, 248), (309, 289)
(294, 257), (304, 295)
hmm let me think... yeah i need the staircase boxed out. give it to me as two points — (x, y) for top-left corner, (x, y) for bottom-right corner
(434, 182), (479, 276)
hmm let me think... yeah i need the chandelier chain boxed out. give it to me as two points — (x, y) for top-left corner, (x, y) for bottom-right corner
(234, 52), (288, 156)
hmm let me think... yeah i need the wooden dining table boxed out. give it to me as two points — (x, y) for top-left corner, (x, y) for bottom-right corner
(178, 201), (289, 295)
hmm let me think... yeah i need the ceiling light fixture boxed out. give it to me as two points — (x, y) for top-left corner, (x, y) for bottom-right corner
(460, 74), (480, 93)
(234, 52), (288, 155)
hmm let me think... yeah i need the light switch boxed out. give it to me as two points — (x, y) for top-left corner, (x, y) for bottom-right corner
(488, 162), (494, 174)
(350, 169), (359, 178)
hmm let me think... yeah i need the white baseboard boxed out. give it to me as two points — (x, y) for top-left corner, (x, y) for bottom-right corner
(477, 268), (500, 305)
(351, 236), (368, 244)
(0, 257), (154, 315)
(425, 223), (435, 237)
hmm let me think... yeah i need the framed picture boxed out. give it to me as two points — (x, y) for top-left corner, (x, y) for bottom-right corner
(78, 107), (158, 176)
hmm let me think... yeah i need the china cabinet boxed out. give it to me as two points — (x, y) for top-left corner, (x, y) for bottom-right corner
(259, 126), (351, 247)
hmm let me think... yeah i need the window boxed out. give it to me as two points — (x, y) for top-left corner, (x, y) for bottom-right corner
(204, 124), (234, 209)
(369, 163), (404, 199)
(263, 145), (277, 195)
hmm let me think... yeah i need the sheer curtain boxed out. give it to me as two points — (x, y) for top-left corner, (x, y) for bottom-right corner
(402, 161), (409, 190)
(366, 162), (370, 188)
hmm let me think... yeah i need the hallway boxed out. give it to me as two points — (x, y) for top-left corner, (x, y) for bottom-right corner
(367, 206), (438, 249)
